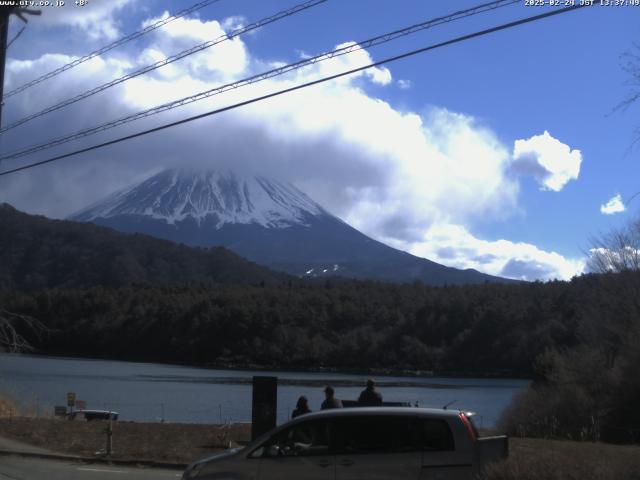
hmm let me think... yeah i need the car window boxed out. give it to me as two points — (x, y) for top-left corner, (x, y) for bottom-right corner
(259, 420), (331, 457)
(333, 415), (422, 454)
(420, 418), (455, 451)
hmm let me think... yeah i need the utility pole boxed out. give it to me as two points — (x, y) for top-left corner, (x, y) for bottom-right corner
(0, 6), (40, 129)
(0, 6), (15, 129)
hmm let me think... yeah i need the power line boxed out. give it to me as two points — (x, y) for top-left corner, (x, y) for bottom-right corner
(6, 25), (25, 49)
(0, 0), (328, 134)
(625, 191), (640, 207)
(0, 0), (519, 160)
(0, 3), (593, 178)
(2, 0), (224, 100)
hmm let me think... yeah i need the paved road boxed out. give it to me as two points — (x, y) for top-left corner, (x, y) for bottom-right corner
(0, 436), (56, 455)
(0, 456), (184, 480)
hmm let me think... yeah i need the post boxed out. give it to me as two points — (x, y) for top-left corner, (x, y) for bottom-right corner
(251, 376), (277, 441)
(0, 6), (40, 132)
(106, 412), (113, 456)
(0, 6), (14, 129)
(67, 391), (75, 416)
(160, 403), (164, 423)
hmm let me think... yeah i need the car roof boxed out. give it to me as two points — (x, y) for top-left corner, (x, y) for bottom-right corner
(291, 406), (463, 422)
(74, 409), (118, 414)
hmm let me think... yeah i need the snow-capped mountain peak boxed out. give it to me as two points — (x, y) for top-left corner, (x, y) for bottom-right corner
(73, 169), (327, 229)
(71, 167), (512, 286)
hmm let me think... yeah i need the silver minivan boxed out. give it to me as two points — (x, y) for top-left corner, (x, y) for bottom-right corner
(182, 407), (508, 480)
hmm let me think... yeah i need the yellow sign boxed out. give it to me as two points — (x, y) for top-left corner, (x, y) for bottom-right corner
(67, 392), (76, 407)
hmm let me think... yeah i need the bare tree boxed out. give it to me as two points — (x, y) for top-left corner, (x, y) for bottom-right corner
(586, 216), (640, 363)
(615, 42), (640, 146)
(0, 310), (47, 352)
(617, 43), (640, 109)
(588, 217), (640, 273)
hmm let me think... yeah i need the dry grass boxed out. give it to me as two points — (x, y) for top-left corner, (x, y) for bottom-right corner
(0, 417), (251, 464)
(0, 394), (19, 418)
(486, 437), (640, 480)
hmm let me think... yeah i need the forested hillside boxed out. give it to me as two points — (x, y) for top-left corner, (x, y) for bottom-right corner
(3, 271), (638, 379)
(0, 203), (285, 289)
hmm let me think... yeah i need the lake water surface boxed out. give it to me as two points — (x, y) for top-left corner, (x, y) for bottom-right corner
(0, 353), (529, 427)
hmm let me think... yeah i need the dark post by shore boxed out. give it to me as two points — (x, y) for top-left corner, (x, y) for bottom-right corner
(251, 376), (277, 441)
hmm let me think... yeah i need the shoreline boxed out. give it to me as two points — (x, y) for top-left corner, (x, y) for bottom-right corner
(2, 351), (532, 382)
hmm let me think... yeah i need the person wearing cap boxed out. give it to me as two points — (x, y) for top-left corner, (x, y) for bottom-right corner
(358, 379), (383, 406)
(320, 385), (343, 410)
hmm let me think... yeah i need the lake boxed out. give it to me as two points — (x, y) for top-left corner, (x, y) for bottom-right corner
(0, 353), (529, 428)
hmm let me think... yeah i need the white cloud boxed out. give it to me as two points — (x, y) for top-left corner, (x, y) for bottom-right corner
(137, 13), (249, 82)
(221, 16), (247, 32)
(397, 79), (412, 89)
(600, 194), (626, 215)
(4, 52), (132, 117)
(226, 89), (519, 243)
(389, 223), (585, 281)
(36, 0), (134, 41)
(304, 42), (392, 86)
(511, 130), (582, 191)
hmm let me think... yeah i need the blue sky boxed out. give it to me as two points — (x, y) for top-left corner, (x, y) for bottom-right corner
(0, 0), (638, 281)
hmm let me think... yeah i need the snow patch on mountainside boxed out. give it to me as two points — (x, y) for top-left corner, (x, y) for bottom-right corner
(72, 169), (327, 229)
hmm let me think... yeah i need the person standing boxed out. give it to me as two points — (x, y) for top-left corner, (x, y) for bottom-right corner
(292, 395), (311, 418)
(320, 385), (343, 410)
(358, 379), (383, 406)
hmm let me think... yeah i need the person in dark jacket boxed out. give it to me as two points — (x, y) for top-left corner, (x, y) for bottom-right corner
(320, 385), (343, 410)
(291, 395), (311, 418)
(358, 379), (383, 406)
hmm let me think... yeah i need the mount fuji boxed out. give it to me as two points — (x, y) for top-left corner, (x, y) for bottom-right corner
(71, 168), (510, 285)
